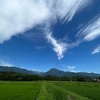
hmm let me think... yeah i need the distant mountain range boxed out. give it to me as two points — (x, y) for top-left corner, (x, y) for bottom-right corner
(0, 66), (43, 75)
(43, 68), (100, 78)
(0, 66), (100, 78)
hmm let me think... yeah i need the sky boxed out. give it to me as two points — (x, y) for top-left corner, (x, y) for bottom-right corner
(0, 0), (100, 73)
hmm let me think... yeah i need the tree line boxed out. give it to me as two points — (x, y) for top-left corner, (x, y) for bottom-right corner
(0, 71), (98, 82)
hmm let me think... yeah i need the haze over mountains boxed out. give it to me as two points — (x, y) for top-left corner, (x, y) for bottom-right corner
(0, 66), (100, 78)
(0, 66), (43, 75)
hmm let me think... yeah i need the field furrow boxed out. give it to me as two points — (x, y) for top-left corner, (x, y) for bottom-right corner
(36, 82), (53, 100)
(46, 82), (90, 100)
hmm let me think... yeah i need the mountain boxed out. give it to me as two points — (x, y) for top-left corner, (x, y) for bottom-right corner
(43, 68), (66, 76)
(43, 68), (100, 78)
(0, 66), (43, 75)
(43, 68), (81, 77)
(77, 72), (100, 78)
(0, 66), (100, 78)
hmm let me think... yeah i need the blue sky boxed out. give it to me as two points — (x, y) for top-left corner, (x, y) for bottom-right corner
(0, 0), (100, 73)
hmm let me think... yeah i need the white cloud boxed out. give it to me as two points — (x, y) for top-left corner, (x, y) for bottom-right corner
(0, 0), (51, 43)
(92, 45), (100, 54)
(76, 17), (100, 55)
(79, 17), (100, 41)
(0, 0), (92, 59)
(0, 0), (91, 43)
(67, 66), (76, 72)
(46, 32), (68, 60)
(56, 0), (90, 22)
(0, 59), (13, 67)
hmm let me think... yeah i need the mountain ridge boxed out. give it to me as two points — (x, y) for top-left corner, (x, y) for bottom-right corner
(0, 66), (43, 75)
(0, 66), (100, 78)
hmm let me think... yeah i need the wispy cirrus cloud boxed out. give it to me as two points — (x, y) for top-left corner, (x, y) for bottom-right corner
(76, 17), (100, 55)
(0, 0), (91, 43)
(56, 0), (91, 22)
(46, 32), (68, 60)
(92, 45), (100, 54)
(78, 17), (100, 41)
(0, 0), (92, 59)
(46, 32), (84, 59)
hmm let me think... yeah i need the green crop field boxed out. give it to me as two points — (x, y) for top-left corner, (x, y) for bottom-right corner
(0, 81), (100, 100)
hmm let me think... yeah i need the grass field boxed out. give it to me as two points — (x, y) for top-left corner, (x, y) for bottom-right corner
(0, 81), (100, 100)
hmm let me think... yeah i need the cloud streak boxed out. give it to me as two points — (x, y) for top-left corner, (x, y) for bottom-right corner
(79, 17), (100, 41)
(46, 32), (68, 60)
(92, 45), (100, 54)
(56, 0), (90, 22)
